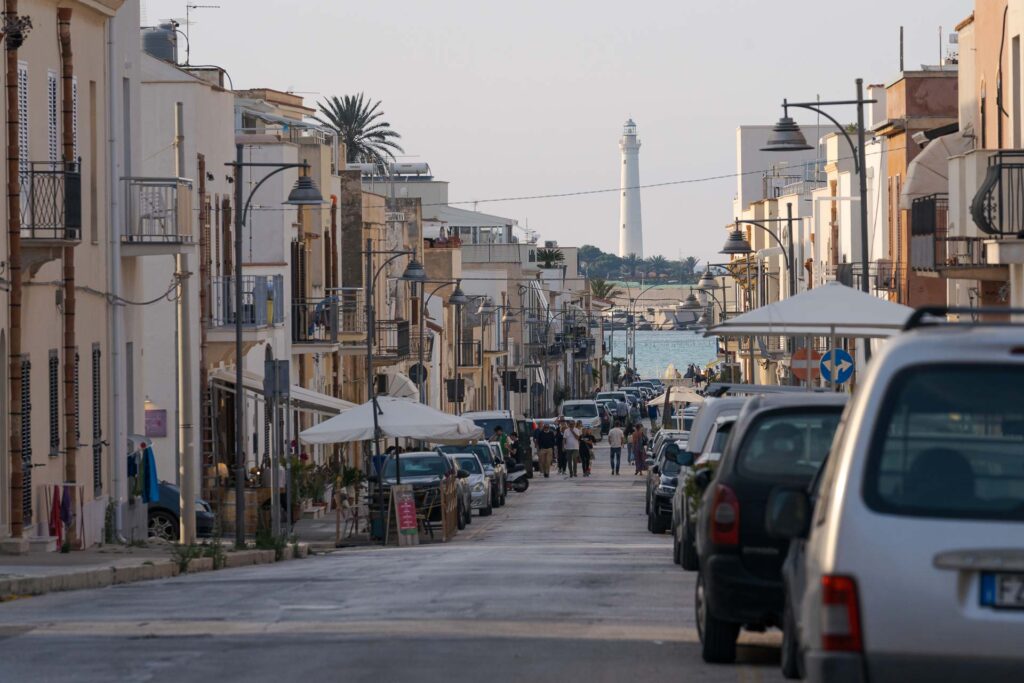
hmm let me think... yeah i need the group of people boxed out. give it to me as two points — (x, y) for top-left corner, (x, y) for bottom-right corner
(531, 419), (599, 478)
(605, 420), (650, 475)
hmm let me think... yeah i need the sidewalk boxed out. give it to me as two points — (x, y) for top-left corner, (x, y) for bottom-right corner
(0, 539), (310, 600)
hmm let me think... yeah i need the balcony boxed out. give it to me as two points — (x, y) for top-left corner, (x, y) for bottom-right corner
(823, 262), (903, 296)
(292, 297), (338, 349)
(913, 192), (1007, 281)
(121, 177), (193, 256)
(457, 340), (482, 367)
(207, 275), (284, 349)
(20, 161), (81, 268)
(970, 151), (1024, 237)
(373, 320), (410, 364)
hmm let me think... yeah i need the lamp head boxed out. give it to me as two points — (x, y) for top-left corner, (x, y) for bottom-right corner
(448, 281), (468, 306)
(720, 228), (753, 255)
(400, 251), (427, 282)
(760, 114), (813, 152)
(681, 292), (703, 312)
(284, 174), (325, 205)
(697, 270), (718, 291)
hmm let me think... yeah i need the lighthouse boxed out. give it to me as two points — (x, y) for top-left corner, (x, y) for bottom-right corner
(618, 119), (643, 258)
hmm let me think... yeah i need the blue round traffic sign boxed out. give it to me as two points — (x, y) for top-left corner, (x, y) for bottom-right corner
(820, 348), (855, 384)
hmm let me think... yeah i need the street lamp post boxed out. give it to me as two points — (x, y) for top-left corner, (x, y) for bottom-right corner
(417, 280), (462, 405)
(727, 208), (797, 298)
(227, 147), (325, 548)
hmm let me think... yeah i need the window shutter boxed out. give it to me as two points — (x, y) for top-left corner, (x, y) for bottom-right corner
(47, 70), (58, 163)
(17, 61), (28, 177)
(92, 344), (102, 496)
(71, 76), (79, 161)
(49, 349), (59, 457)
(21, 357), (32, 524)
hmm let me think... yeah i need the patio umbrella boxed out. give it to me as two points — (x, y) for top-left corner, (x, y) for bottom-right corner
(298, 396), (484, 445)
(649, 385), (705, 405)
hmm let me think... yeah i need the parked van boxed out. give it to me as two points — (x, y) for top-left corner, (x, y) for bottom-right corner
(461, 410), (535, 476)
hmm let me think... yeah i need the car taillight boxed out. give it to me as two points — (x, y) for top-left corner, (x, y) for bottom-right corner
(709, 484), (739, 546)
(821, 575), (862, 652)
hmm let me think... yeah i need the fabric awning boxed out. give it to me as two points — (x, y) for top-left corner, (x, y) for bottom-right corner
(899, 131), (972, 210)
(383, 371), (419, 400)
(706, 281), (913, 338)
(299, 396), (484, 445)
(210, 368), (355, 415)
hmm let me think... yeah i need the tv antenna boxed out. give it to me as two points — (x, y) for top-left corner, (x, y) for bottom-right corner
(185, 4), (220, 65)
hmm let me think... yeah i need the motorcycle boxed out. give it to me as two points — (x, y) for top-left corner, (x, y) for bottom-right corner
(506, 462), (530, 493)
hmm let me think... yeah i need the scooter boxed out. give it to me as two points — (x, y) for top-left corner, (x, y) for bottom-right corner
(506, 463), (530, 493)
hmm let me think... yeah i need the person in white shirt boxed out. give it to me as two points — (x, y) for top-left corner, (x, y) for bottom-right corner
(561, 421), (581, 478)
(607, 422), (625, 475)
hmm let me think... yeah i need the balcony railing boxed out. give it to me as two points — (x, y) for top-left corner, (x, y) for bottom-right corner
(21, 161), (81, 241)
(971, 150), (1024, 237)
(292, 298), (338, 344)
(822, 262), (903, 294)
(457, 340), (482, 367)
(374, 320), (410, 360)
(211, 275), (284, 328)
(410, 331), (433, 359)
(123, 177), (193, 244)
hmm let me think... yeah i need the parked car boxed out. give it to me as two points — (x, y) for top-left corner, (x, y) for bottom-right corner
(559, 399), (603, 436)
(622, 386), (645, 406)
(461, 410), (534, 476)
(376, 451), (471, 527)
(449, 452), (490, 519)
(672, 415), (737, 570)
(437, 443), (506, 509)
(767, 316), (1024, 682)
(693, 394), (847, 664)
(645, 440), (686, 533)
(651, 428), (689, 457)
(147, 481), (215, 541)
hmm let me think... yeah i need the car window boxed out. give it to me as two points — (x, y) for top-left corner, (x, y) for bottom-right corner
(468, 418), (515, 437)
(709, 421), (734, 453)
(864, 365), (1024, 521)
(737, 409), (841, 481)
(454, 456), (482, 474)
(563, 404), (598, 418)
(440, 444), (493, 465)
(382, 456), (447, 478)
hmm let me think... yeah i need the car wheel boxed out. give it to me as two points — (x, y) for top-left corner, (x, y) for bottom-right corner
(680, 516), (699, 571)
(672, 530), (682, 564)
(781, 598), (804, 679)
(466, 505), (473, 525)
(499, 487), (507, 506)
(456, 500), (466, 530)
(696, 571), (739, 664)
(480, 499), (493, 517)
(148, 510), (179, 541)
(650, 508), (668, 534)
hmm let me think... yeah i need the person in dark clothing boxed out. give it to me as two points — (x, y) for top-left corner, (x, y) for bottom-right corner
(555, 420), (567, 474)
(579, 426), (596, 477)
(534, 422), (556, 477)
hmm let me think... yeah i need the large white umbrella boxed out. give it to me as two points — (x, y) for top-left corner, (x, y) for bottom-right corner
(650, 385), (705, 405)
(299, 396), (484, 445)
(707, 281), (913, 338)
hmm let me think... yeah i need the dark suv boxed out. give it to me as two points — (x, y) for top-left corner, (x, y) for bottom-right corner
(693, 394), (847, 663)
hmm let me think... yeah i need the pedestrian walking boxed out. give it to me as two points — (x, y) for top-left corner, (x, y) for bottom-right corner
(562, 421), (581, 477)
(632, 424), (648, 475)
(579, 425), (596, 476)
(625, 425), (635, 465)
(555, 420), (566, 474)
(607, 421), (625, 475)
(535, 423), (556, 477)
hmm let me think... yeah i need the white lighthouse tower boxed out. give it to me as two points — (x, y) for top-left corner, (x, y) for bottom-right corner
(618, 118), (643, 258)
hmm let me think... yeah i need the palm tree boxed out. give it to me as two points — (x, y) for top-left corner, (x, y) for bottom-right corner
(316, 93), (404, 166)
(536, 248), (565, 268)
(682, 256), (701, 278)
(621, 253), (640, 280)
(589, 277), (623, 300)
(646, 255), (670, 278)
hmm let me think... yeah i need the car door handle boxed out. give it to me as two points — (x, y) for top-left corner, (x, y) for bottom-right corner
(933, 549), (1024, 572)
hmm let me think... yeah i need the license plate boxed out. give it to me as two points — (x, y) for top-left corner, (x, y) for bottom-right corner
(980, 572), (1024, 609)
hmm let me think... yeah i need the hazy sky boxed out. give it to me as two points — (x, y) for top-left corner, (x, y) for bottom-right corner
(145, 0), (971, 263)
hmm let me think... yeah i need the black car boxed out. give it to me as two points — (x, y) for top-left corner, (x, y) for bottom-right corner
(437, 443), (505, 509)
(147, 480), (215, 541)
(376, 451), (471, 528)
(645, 440), (684, 534)
(693, 394), (847, 664)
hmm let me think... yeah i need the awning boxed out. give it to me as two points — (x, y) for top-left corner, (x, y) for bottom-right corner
(650, 385), (704, 405)
(210, 368), (355, 415)
(299, 396), (484, 445)
(706, 281), (913, 339)
(899, 130), (972, 209)
(382, 371), (419, 400)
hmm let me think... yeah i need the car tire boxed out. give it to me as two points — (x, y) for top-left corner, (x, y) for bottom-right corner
(457, 501), (466, 530)
(499, 488), (507, 506)
(672, 530), (682, 564)
(781, 599), (804, 679)
(480, 500), (493, 517)
(649, 508), (667, 534)
(148, 510), (179, 541)
(680, 534), (699, 571)
(696, 571), (739, 664)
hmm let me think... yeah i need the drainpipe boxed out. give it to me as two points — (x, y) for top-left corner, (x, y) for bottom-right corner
(58, 6), (78, 547)
(329, 196), (340, 399)
(197, 154), (210, 499)
(5, 0), (25, 539)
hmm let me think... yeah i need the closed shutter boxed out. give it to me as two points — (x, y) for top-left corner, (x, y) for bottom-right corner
(71, 76), (78, 161)
(21, 357), (32, 524)
(47, 70), (58, 163)
(48, 349), (59, 457)
(17, 62), (28, 176)
(92, 345), (102, 496)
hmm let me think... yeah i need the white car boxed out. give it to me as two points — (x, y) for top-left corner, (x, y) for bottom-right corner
(449, 452), (490, 517)
(769, 317), (1024, 681)
(559, 399), (603, 437)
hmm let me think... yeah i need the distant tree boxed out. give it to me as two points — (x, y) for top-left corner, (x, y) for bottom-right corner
(621, 253), (641, 280)
(646, 255), (670, 278)
(316, 93), (404, 166)
(536, 248), (565, 268)
(589, 277), (623, 300)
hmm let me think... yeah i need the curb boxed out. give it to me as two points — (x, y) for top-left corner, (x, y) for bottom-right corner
(0, 543), (311, 600)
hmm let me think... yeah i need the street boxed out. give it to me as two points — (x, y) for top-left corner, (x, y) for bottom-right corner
(0, 442), (781, 683)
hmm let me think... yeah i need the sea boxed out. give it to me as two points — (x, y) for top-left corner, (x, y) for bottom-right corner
(604, 329), (719, 380)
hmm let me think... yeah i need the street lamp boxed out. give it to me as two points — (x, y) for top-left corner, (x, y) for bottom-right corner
(500, 305), (518, 413)
(762, 80), (875, 297)
(415, 280), (462, 405)
(227, 148), (325, 548)
(730, 212), (796, 297)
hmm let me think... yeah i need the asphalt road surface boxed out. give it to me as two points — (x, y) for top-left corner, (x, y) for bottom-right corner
(0, 442), (783, 682)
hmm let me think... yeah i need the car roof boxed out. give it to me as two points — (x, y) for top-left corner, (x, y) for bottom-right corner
(461, 410), (520, 419)
(393, 451), (443, 458)
(562, 399), (597, 404)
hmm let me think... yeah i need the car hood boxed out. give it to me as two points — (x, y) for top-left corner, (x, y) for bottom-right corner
(383, 475), (441, 486)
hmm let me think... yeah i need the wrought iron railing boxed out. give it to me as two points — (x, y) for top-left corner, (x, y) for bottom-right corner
(823, 262), (902, 294)
(210, 275), (284, 327)
(971, 150), (1024, 236)
(21, 160), (81, 240)
(374, 320), (410, 359)
(292, 298), (338, 344)
(458, 340), (482, 367)
(123, 177), (193, 244)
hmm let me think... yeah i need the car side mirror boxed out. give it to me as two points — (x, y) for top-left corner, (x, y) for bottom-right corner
(765, 488), (811, 540)
(367, 474), (380, 484)
(693, 469), (713, 492)
(457, 469), (470, 479)
(677, 451), (695, 467)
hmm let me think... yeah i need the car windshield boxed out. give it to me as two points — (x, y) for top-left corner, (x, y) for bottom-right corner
(660, 446), (684, 475)
(563, 404), (598, 418)
(381, 456), (447, 479)
(710, 421), (733, 453)
(453, 455), (482, 474)
(439, 444), (493, 466)
(737, 409), (842, 481)
(864, 365), (1024, 521)
(597, 393), (624, 402)
(468, 418), (515, 439)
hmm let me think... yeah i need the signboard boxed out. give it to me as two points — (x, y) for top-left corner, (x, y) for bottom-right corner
(820, 348), (855, 385)
(791, 348), (822, 382)
(392, 484), (419, 546)
(144, 409), (167, 438)
(385, 211), (406, 223)
(408, 363), (427, 385)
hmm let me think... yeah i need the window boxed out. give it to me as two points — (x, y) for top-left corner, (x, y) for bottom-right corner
(71, 76), (78, 161)
(47, 70), (58, 162)
(864, 365), (1024, 521)
(92, 344), (102, 496)
(21, 357), (31, 524)
(73, 349), (80, 445)
(17, 61), (28, 178)
(710, 420), (733, 454)
(48, 349), (59, 457)
(737, 408), (842, 481)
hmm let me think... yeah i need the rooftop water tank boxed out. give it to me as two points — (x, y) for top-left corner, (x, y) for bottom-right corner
(142, 22), (178, 63)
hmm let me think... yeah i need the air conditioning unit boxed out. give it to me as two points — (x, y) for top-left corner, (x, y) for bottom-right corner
(544, 240), (558, 248)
